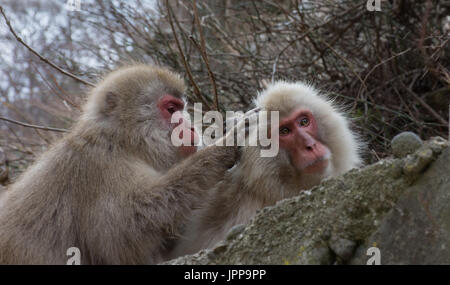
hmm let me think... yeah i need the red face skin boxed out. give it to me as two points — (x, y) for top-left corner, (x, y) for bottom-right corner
(278, 109), (330, 174)
(157, 94), (199, 156)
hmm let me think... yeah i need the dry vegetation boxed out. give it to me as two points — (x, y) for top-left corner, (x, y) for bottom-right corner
(0, 0), (448, 182)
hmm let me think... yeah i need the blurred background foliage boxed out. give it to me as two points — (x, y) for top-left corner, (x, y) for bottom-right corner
(0, 0), (448, 181)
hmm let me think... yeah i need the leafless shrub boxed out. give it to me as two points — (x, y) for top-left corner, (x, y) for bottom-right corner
(0, 0), (448, 176)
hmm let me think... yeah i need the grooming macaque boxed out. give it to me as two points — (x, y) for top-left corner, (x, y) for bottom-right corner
(170, 81), (362, 258)
(0, 64), (238, 264)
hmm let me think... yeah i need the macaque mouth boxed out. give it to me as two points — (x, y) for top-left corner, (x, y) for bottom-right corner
(301, 151), (331, 172)
(305, 155), (328, 168)
(178, 128), (198, 156)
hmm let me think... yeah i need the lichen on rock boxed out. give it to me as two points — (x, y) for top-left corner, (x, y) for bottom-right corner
(391, 132), (423, 158)
(165, 138), (450, 264)
(164, 136), (449, 265)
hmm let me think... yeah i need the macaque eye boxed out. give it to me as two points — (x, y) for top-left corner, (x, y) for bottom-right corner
(279, 127), (290, 135)
(299, 117), (309, 127)
(167, 106), (176, 114)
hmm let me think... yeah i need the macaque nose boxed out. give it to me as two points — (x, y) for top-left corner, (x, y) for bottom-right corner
(305, 139), (316, 151)
(298, 129), (316, 150)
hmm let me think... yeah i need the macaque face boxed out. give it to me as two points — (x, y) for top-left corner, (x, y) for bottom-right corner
(157, 94), (199, 156)
(278, 108), (331, 174)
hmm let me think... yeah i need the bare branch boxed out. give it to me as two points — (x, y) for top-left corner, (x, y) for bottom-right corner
(0, 5), (94, 87)
(0, 116), (68, 133)
(358, 48), (412, 98)
(400, 83), (447, 126)
(192, 0), (219, 111)
(165, 0), (211, 110)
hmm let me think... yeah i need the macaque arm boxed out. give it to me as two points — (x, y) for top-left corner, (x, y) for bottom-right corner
(131, 146), (237, 237)
(158, 146), (236, 191)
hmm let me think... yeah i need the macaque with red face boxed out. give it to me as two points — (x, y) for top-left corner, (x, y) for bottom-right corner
(169, 81), (363, 259)
(0, 64), (238, 264)
(157, 94), (199, 156)
(278, 108), (331, 175)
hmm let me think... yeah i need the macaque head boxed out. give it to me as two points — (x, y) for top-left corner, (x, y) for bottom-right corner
(246, 81), (362, 191)
(156, 94), (199, 157)
(277, 108), (331, 175)
(81, 64), (199, 169)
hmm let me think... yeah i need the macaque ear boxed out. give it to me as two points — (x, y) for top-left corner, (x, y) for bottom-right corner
(104, 91), (118, 113)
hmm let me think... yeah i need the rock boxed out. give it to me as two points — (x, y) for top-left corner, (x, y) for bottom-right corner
(309, 246), (334, 265)
(225, 224), (246, 241)
(403, 148), (433, 175)
(328, 236), (357, 262)
(391, 132), (423, 158)
(164, 137), (450, 265)
(212, 242), (228, 255)
(350, 145), (450, 264)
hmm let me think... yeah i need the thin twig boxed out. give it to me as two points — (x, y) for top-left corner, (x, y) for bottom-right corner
(48, 73), (81, 110)
(32, 63), (81, 110)
(192, 0), (219, 111)
(357, 48), (411, 97)
(165, 0), (211, 110)
(0, 116), (68, 133)
(0, 5), (94, 87)
(188, 36), (221, 111)
(273, 2), (365, 62)
(400, 83), (447, 125)
(271, 54), (279, 83)
(1, 102), (52, 143)
(321, 40), (365, 88)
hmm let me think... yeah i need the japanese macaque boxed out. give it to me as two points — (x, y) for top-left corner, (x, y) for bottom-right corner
(169, 81), (363, 259)
(0, 64), (238, 265)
